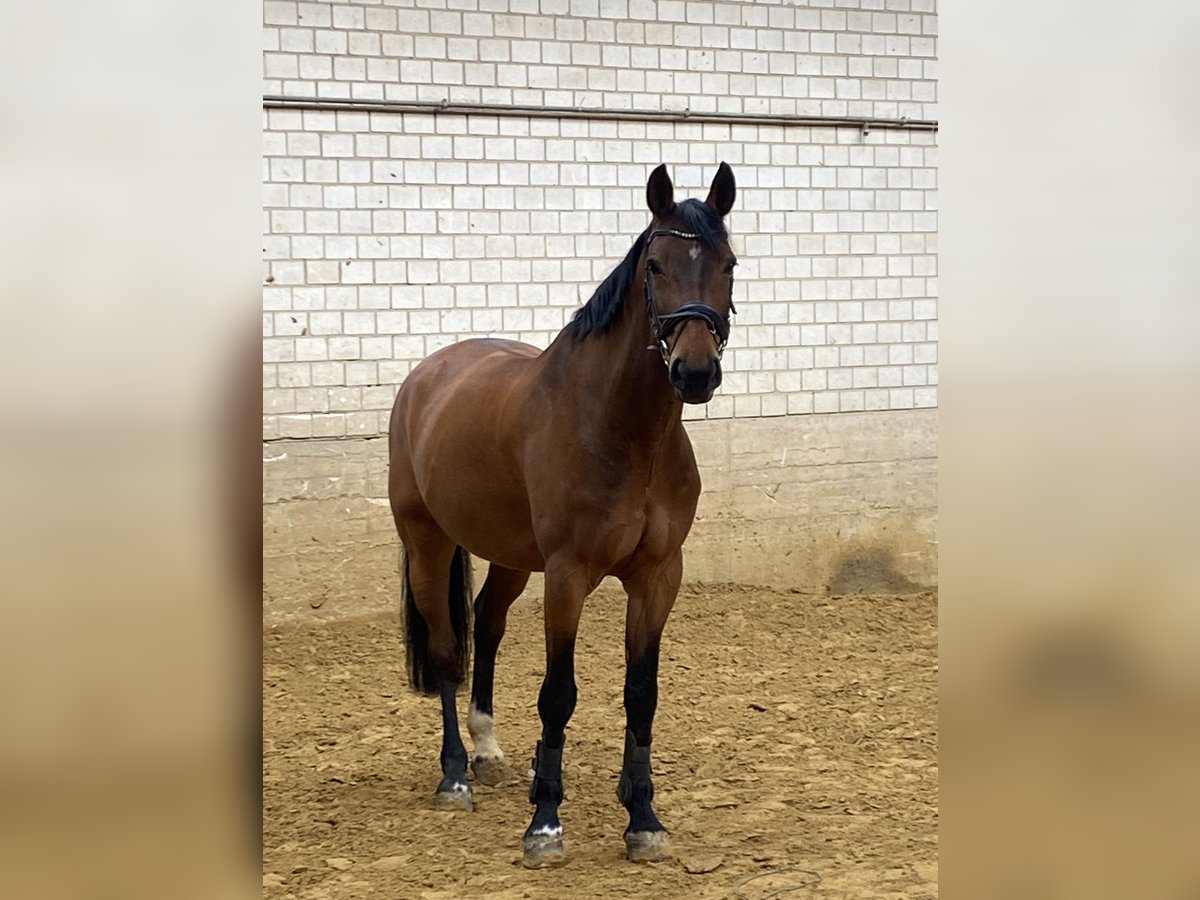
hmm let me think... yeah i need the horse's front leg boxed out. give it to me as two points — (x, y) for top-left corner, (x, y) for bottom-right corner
(521, 561), (589, 868)
(618, 551), (681, 862)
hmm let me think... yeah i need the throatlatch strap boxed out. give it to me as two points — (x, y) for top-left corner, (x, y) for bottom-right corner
(617, 729), (653, 805)
(528, 740), (564, 804)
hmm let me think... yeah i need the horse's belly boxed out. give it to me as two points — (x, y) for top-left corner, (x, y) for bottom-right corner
(424, 474), (546, 572)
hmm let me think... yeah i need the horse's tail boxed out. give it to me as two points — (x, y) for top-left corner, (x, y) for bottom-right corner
(401, 545), (474, 696)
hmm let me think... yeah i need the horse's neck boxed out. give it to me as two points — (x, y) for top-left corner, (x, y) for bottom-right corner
(543, 290), (683, 449)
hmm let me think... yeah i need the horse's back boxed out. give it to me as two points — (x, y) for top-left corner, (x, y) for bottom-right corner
(391, 338), (538, 432)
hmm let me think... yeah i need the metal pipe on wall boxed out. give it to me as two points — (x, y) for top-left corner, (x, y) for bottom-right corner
(262, 95), (938, 133)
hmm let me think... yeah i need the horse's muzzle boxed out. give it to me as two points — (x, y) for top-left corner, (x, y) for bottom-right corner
(669, 358), (722, 404)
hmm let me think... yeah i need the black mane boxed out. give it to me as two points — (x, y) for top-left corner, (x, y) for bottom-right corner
(570, 198), (728, 339)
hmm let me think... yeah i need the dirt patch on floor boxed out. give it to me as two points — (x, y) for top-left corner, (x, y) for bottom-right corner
(264, 584), (937, 898)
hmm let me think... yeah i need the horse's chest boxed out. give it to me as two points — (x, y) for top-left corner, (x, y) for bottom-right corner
(594, 497), (687, 568)
(640, 495), (695, 554)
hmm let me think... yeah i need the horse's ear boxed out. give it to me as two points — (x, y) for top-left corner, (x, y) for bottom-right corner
(646, 164), (675, 220)
(705, 162), (736, 218)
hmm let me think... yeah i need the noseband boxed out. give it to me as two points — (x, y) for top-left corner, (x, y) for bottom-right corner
(643, 228), (737, 366)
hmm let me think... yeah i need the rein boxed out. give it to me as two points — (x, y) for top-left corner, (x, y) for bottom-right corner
(642, 229), (736, 366)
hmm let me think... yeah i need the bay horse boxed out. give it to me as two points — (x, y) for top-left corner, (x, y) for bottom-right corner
(387, 163), (737, 867)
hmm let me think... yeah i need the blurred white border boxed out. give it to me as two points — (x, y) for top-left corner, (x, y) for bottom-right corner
(0, 1), (260, 897)
(942, 2), (1200, 896)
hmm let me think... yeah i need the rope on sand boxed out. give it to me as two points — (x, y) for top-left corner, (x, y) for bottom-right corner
(733, 867), (822, 899)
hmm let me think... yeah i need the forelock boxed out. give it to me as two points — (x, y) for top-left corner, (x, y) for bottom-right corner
(672, 198), (728, 250)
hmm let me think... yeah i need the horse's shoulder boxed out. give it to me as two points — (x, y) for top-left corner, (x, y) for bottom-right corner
(664, 427), (701, 488)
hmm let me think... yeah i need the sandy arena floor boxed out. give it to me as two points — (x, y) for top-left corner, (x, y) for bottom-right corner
(263, 584), (937, 899)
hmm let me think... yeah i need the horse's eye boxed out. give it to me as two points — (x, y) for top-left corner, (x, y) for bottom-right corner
(724, 260), (738, 275)
(646, 259), (662, 276)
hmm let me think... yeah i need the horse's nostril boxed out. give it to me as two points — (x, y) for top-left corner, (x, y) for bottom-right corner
(669, 359), (684, 383)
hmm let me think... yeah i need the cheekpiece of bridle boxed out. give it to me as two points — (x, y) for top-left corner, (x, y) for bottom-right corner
(643, 228), (737, 366)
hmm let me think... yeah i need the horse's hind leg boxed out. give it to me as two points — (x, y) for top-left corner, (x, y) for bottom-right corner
(398, 520), (475, 811)
(468, 564), (530, 786)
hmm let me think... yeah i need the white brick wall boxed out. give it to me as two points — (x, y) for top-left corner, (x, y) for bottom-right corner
(263, 0), (937, 120)
(262, 0), (938, 439)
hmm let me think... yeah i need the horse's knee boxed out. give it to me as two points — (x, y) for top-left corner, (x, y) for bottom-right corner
(537, 654), (577, 735)
(623, 640), (662, 732)
(537, 679), (576, 729)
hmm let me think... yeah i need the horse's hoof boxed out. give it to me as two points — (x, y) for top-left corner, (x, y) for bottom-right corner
(522, 833), (567, 869)
(624, 830), (672, 863)
(434, 782), (473, 811)
(471, 755), (508, 787)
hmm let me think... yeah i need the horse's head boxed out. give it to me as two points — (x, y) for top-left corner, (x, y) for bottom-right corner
(643, 163), (738, 404)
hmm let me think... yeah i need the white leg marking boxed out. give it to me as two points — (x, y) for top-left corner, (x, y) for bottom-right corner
(531, 824), (563, 838)
(467, 701), (504, 761)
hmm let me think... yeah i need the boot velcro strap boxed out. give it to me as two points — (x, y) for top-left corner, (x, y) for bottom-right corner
(617, 730), (653, 805)
(621, 729), (652, 781)
(529, 740), (564, 804)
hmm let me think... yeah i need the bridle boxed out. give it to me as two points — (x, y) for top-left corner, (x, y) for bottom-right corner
(642, 228), (737, 366)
